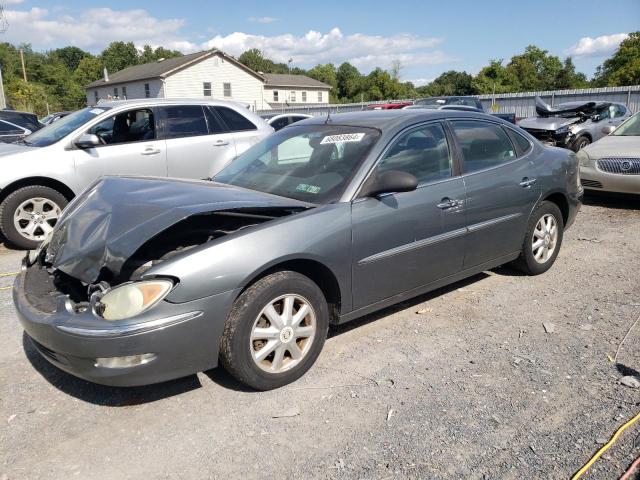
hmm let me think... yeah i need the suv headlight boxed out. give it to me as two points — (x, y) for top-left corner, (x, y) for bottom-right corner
(99, 279), (173, 321)
(556, 125), (570, 135)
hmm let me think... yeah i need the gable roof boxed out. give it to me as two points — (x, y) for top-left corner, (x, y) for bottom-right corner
(86, 50), (265, 88)
(263, 73), (332, 89)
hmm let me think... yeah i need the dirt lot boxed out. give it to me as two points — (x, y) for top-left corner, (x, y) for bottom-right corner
(0, 193), (639, 480)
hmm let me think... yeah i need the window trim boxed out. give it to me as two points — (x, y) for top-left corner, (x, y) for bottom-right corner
(318, 91), (322, 103)
(353, 120), (462, 200)
(445, 118), (524, 177)
(122, 86), (127, 99)
(144, 83), (151, 98)
(290, 91), (296, 102)
(302, 91), (307, 102)
(223, 82), (232, 98)
(273, 90), (279, 102)
(203, 82), (212, 97)
(76, 107), (159, 149)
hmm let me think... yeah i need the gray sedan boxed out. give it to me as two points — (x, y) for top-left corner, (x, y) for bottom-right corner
(14, 110), (582, 390)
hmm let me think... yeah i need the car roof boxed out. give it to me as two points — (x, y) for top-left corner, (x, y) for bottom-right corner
(298, 109), (503, 132)
(95, 98), (252, 110)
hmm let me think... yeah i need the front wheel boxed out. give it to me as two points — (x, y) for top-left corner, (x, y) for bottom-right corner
(572, 135), (590, 152)
(0, 185), (68, 249)
(219, 271), (329, 390)
(512, 201), (564, 275)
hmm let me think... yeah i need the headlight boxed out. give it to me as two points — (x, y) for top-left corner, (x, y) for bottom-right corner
(556, 126), (570, 135)
(576, 149), (590, 167)
(99, 279), (173, 321)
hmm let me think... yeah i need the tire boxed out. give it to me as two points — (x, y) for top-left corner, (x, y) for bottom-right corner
(572, 135), (590, 152)
(0, 185), (68, 250)
(220, 271), (329, 390)
(511, 201), (564, 276)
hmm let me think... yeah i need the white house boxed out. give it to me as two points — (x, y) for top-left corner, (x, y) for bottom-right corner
(85, 50), (332, 110)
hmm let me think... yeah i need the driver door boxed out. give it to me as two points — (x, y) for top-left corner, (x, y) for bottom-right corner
(72, 107), (167, 188)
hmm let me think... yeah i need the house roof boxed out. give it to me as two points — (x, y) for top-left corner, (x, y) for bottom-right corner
(86, 50), (265, 88)
(263, 73), (332, 89)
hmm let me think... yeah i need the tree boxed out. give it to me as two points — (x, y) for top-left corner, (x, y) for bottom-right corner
(139, 45), (182, 64)
(389, 59), (403, 81)
(73, 56), (104, 87)
(51, 46), (90, 71)
(100, 41), (139, 73)
(336, 62), (362, 101)
(504, 45), (563, 91)
(419, 70), (477, 96)
(307, 63), (339, 101)
(555, 57), (588, 89)
(593, 31), (640, 86)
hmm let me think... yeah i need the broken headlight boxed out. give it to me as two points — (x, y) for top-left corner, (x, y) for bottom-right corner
(98, 279), (173, 321)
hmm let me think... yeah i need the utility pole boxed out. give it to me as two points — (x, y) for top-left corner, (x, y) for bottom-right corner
(0, 65), (6, 109)
(19, 48), (27, 82)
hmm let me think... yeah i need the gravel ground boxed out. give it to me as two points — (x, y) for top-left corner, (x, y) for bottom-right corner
(1, 192), (639, 480)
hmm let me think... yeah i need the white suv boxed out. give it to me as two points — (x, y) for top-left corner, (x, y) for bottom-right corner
(0, 99), (273, 249)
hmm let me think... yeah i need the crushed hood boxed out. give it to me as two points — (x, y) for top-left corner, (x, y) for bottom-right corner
(46, 176), (312, 284)
(518, 115), (580, 131)
(535, 96), (609, 117)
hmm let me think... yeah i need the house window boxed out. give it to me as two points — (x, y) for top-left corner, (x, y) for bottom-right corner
(273, 90), (279, 102)
(203, 82), (212, 96)
(94, 91), (98, 103)
(302, 91), (307, 102)
(223, 83), (232, 97)
(122, 86), (127, 99)
(318, 91), (322, 102)
(144, 83), (150, 98)
(290, 91), (296, 102)
(113, 87), (118, 98)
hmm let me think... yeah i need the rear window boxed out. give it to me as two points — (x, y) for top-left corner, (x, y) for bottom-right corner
(163, 106), (208, 139)
(214, 107), (256, 132)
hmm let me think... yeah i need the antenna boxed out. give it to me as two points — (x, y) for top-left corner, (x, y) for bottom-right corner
(324, 108), (332, 124)
(0, 4), (8, 34)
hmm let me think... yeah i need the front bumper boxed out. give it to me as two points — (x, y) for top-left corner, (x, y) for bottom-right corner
(580, 164), (640, 195)
(13, 265), (240, 387)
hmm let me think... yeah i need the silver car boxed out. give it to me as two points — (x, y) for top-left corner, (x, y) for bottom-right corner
(519, 97), (631, 152)
(579, 113), (640, 194)
(0, 99), (273, 249)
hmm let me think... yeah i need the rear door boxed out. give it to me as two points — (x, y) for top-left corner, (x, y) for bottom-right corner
(162, 105), (238, 179)
(73, 107), (167, 186)
(351, 121), (467, 309)
(213, 106), (264, 159)
(448, 119), (539, 268)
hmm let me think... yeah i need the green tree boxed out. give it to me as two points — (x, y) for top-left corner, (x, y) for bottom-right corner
(73, 56), (104, 87)
(554, 57), (588, 89)
(51, 46), (90, 71)
(307, 63), (338, 101)
(418, 70), (477, 96)
(504, 45), (563, 91)
(336, 62), (362, 101)
(593, 31), (640, 86)
(101, 41), (139, 73)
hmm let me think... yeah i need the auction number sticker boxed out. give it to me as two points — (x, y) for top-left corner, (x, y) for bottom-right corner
(89, 108), (106, 115)
(320, 133), (366, 144)
(296, 184), (321, 194)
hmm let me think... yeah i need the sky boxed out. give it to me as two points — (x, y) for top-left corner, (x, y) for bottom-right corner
(2, 0), (639, 85)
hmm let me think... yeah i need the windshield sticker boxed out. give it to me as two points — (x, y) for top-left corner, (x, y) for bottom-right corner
(320, 133), (366, 144)
(89, 108), (106, 115)
(296, 184), (321, 194)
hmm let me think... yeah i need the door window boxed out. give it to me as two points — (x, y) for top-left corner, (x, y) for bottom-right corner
(87, 109), (155, 145)
(270, 116), (290, 131)
(163, 105), (208, 139)
(0, 120), (24, 135)
(204, 107), (228, 134)
(611, 104), (627, 118)
(450, 120), (516, 173)
(378, 123), (452, 183)
(214, 107), (257, 132)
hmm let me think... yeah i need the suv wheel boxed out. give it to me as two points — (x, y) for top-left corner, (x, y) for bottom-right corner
(572, 135), (590, 152)
(0, 185), (68, 249)
(512, 201), (564, 275)
(220, 271), (329, 390)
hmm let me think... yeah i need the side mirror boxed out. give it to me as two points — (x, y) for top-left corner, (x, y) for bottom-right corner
(601, 125), (616, 135)
(74, 133), (101, 149)
(361, 170), (418, 198)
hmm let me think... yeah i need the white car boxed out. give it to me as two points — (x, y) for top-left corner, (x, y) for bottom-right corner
(0, 99), (273, 249)
(261, 113), (312, 131)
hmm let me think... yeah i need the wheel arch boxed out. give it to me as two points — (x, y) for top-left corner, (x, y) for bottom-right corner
(237, 257), (343, 324)
(0, 177), (76, 205)
(541, 191), (569, 226)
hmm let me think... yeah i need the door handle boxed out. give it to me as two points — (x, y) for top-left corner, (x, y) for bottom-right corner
(437, 198), (463, 210)
(213, 140), (229, 146)
(141, 147), (161, 155)
(519, 177), (537, 188)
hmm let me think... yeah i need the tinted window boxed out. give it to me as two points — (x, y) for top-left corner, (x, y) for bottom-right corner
(0, 120), (22, 134)
(204, 107), (227, 134)
(88, 108), (156, 145)
(451, 120), (516, 173)
(290, 116), (308, 124)
(612, 104), (627, 118)
(378, 123), (452, 183)
(163, 106), (208, 139)
(270, 117), (290, 131)
(215, 107), (256, 132)
(509, 129), (532, 154)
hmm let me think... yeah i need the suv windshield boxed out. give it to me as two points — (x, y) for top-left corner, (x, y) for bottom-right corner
(214, 125), (381, 204)
(613, 114), (640, 136)
(23, 107), (111, 147)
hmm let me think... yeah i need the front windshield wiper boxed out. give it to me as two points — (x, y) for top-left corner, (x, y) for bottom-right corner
(12, 138), (30, 145)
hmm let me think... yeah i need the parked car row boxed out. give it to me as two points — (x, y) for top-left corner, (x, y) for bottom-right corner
(0, 110), (43, 143)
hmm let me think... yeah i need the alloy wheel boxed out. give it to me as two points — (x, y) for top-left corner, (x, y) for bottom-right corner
(532, 213), (558, 264)
(13, 197), (61, 242)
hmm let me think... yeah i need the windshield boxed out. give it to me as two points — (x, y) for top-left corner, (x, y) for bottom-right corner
(214, 125), (381, 204)
(613, 113), (640, 136)
(24, 106), (111, 147)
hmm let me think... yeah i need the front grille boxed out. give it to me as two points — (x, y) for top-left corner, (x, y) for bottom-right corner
(597, 157), (640, 175)
(581, 179), (603, 189)
(30, 338), (69, 365)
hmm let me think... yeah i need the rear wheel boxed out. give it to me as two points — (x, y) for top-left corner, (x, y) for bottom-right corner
(0, 185), (68, 249)
(219, 271), (329, 390)
(512, 201), (564, 275)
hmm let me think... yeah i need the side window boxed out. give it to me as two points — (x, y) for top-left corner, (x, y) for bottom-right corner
(0, 120), (23, 134)
(270, 117), (290, 131)
(214, 107), (257, 132)
(163, 105), (208, 139)
(87, 109), (156, 145)
(507, 129), (532, 155)
(378, 123), (452, 184)
(451, 120), (516, 173)
(204, 107), (227, 134)
(612, 105), (627, 118)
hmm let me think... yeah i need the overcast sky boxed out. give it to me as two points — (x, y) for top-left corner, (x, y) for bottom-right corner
(3, 0), (639, 85)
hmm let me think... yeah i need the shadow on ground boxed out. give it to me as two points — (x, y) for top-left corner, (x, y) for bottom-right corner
(582, 191), (640, 210)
